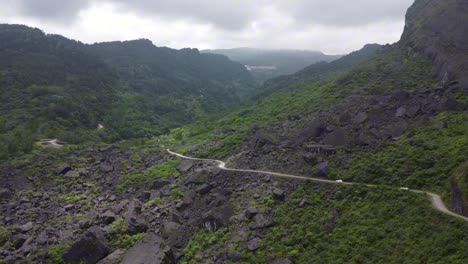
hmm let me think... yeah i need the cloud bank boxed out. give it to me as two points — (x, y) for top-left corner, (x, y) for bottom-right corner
(0, 0), (415, 54)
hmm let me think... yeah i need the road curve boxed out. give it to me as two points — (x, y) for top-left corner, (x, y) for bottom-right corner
(167, 149), (468, 222)
(41, 139), (65, 147)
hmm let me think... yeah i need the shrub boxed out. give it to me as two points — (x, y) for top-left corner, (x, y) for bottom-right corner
(118, 159), (181, 190)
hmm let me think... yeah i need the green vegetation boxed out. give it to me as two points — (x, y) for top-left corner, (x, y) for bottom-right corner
(171, 188), (184, 199)
(181, 228), (229, 263)
(158, 47), (436, 159)
(142, 197), (163, 212)
(182, 183), (467, 264)
(47, 243), (72, 264)
(331, 112), (468, 193)
(0, 24), (255, 161)
(110, 233), (145, 249)
(0, 226), (8, 247)
(452, 161), (468, 197)
(117, 159), (181, 190)
(107, 218), (145, 249)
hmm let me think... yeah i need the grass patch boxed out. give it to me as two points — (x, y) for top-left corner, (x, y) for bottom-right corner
(118, 159), (181, 190)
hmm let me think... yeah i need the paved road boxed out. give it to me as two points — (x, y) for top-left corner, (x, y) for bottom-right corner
(41, 139), (65, 147)
(167, 149), (468, 222)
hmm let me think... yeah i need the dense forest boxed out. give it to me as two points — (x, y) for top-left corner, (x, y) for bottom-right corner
(0, 24), (255, 160)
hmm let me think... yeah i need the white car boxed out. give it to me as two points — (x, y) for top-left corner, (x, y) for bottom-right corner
(336, 180), (343, 183)
(400, 187), (409, 191)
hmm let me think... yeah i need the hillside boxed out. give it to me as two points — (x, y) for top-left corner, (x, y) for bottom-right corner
(0, 25), (255, 160)
(203, 48), (341, 81)
(0, 0), (467, 263)
(400, 0), (468, 89)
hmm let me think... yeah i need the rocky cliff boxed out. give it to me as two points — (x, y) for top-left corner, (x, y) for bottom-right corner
(401, 0), (468, 89)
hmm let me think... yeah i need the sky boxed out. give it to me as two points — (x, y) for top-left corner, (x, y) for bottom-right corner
(0, 0), (415, 55)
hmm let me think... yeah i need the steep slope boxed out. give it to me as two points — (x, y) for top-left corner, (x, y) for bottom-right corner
(203, 47), (341, 81)
(400, 0), (468, 89)
(0, 25), (119, 158)
(255, 43), (382, 98)
(158, 1), (468, 262)
(1, 1), (467, 263)
(0, 24), (255, 160)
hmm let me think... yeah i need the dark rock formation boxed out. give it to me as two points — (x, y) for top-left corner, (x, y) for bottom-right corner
(401, 0), (468, 89)
(63, 226), (110, 264)
(120, 233), (175, 264)
(202, 204), (234, 231)
(56, 165), (72, 175)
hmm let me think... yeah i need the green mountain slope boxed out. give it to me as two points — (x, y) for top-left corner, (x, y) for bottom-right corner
(156, 1), (467, 262)
(0, 24), (255, 160)
(0, 0), (467, 263)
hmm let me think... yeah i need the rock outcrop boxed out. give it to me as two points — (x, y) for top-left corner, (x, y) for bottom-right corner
(401, 0), (468, 89)
(120, 233), (174, 264)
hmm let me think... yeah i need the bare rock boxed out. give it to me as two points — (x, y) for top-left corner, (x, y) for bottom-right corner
(197, 183), (214, 195)
(56, 165), (72, 175)
(354, 112), (368, 124)
(317, 162), (329, 177)
(162, 221), (181, 236)
(176, 160), (194, 173)
(97, 249), (126, 264)
(251, 214), (275, 229)
(0, 188), (12, 201)
(152, 179), (172, 190)
(120, 233), (174, 264)
(272, 188), (285, 200)
(100, 164), (114, 173)
(19, 222), (33, 233)
(247, 238), (261, 251)
(100, 211), (116, 225)
(395, 107), (407, 117)
(63, 226), (110, 264)
(202, 204), (234, 231)
(245, 207), (258, 219)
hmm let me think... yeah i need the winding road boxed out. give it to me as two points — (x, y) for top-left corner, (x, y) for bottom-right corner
(167, 149), (468, 222)
(40, 139), (65, 147)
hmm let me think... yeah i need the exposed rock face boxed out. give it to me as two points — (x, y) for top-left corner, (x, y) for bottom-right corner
(56, 165), (72, 175)
(120, 233), (174, 264)
(401, 0), (468, 88)
(96, 249), (125, 264)
(202, 204), (234, 231)
(62, 226), (110, 264)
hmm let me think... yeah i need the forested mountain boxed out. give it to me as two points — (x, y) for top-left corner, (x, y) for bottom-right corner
(255, 43), (383, 98)
(0, 0), (467, 263)
(0, 24), (254, 159)
(203, 48), (341, 81)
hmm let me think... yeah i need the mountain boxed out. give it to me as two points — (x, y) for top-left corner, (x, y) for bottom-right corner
(0, 24), (255, 160)
(255, 43), (383, 98)
(1, 0), (467, 263)
(400, 0), (468, 89)
(162, 0), (467, 261)
(203, 47), (341, 81)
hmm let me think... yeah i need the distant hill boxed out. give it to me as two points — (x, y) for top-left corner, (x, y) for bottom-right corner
(0, 24), (255, 159)
(202, 48), (342, 81)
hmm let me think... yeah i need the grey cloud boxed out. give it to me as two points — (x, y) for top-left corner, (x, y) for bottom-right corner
(275, 0), (414, 26)
(2, 0), (414, 30)
(13, 0), (91, 23)
(108, 0), (262, 31)
(105, 0), (414, 29)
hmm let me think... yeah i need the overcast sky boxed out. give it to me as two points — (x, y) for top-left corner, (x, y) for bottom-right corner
(0, 0), (415, 54)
